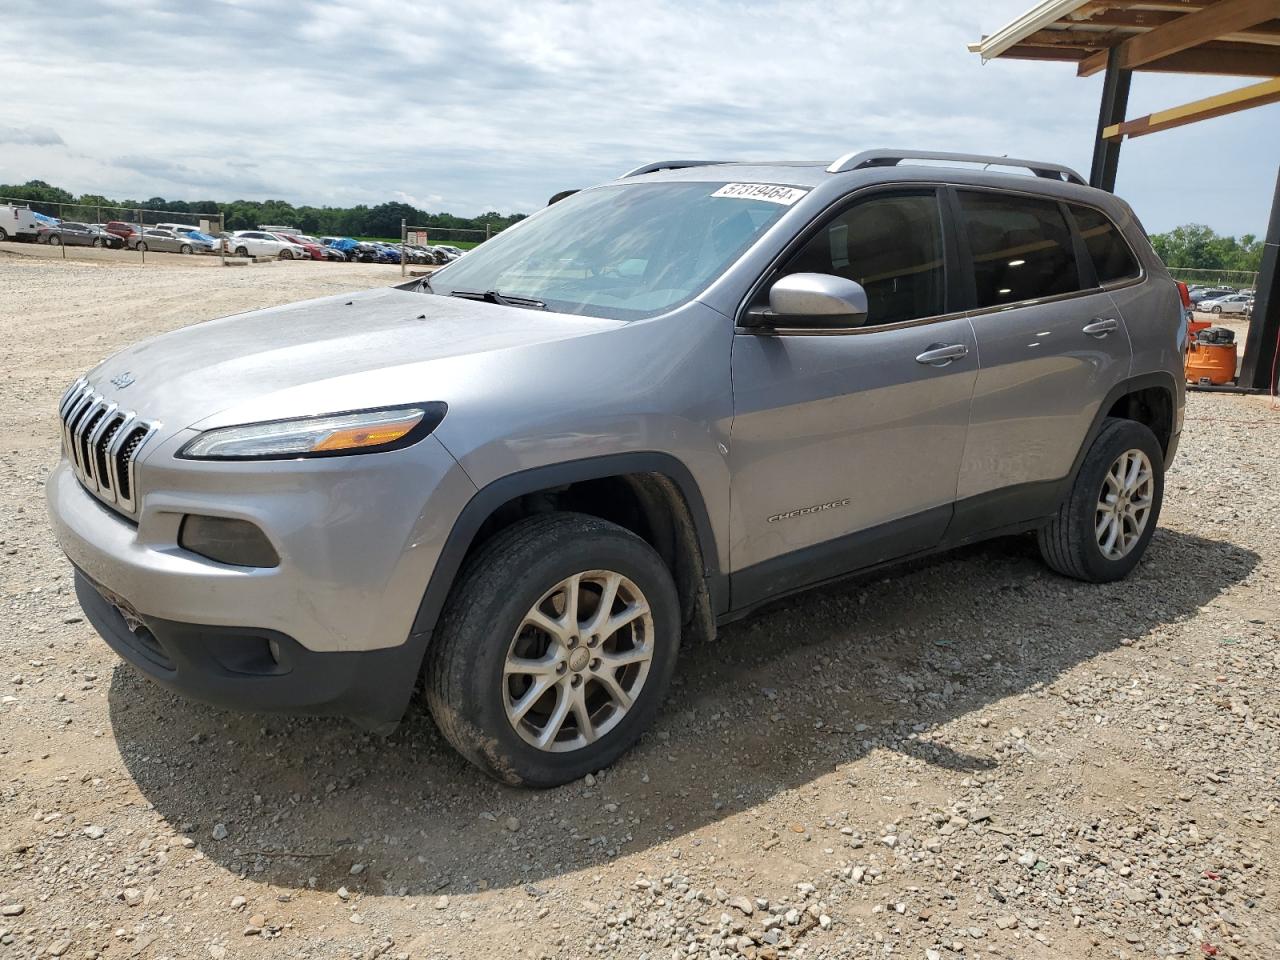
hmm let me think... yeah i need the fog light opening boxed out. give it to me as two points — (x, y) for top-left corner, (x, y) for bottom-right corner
(267, 637), (282, 665)
(179, 514), (280, 568)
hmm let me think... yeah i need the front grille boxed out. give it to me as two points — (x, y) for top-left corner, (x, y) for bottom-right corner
(58, 378), (158, 516)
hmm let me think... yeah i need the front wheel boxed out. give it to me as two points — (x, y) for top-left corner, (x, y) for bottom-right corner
(1038, 417), (1164, 582)
(0, 227), (8, 242)
(235, 246), (249, 257)
(92, 237), (103, 247)
(137, 242), (148, 252)
(49, 234), (61, 246)
(426, 513), (680, 787)
(180, 244), (192, 255)
(278, 249), (293, 260)
(1212, 305), (1222, 314)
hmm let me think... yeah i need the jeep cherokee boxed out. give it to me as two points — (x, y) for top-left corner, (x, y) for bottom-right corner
(47, 150), (1184, 786)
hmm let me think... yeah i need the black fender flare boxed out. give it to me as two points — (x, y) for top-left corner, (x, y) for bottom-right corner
(409, 452), (724, 643)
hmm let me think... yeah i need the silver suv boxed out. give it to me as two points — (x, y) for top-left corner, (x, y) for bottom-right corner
(47, 150), (1184, 786)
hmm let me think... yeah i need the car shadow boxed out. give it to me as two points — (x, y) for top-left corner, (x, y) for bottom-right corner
(108, 527), (1256, 896)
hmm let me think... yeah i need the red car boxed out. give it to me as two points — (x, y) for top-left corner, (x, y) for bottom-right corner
(103, 221), (141, 241)
(278, 233), (328, 262)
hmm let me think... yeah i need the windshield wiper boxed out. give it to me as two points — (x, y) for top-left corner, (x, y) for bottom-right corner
(449, 289), (546, 310)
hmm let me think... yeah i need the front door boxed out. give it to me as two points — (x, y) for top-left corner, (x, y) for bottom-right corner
(728, 188), (976, 606)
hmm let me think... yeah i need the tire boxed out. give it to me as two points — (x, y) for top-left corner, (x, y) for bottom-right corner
(1212, 305), (1222, 314)
(180, 244), (192, 255)
(278, 249), (293, 260)
(137, 242), (148, 252)
(1037, 417), (1165, 583)
(92, 238), (103, 247)
(49, 234), (61, 246)
(0, 227), (8, 242)
(426, 512), (680, 787)
(235, 246), (249, 257)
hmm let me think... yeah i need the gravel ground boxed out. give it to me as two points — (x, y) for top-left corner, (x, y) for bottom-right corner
(1, 253), (1278, 960)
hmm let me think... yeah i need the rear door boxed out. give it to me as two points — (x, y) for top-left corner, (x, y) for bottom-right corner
(729, 187), (977, 603)
(952, 189), (1133, 517)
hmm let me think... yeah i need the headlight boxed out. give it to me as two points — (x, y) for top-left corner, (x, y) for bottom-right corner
(177, 403), (446, 460)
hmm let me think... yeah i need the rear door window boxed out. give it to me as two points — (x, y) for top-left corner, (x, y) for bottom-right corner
(958, 191), (1081, 308)
(1069, 203), (1141, 284)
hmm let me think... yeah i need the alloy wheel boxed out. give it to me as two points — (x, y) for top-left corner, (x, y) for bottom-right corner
(503, 570), (654, 752)
(1096, 448), (1154, 560)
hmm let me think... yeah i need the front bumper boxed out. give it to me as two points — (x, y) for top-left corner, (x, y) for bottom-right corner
(47, 432), (477, 726)
(75, 570), (424, 731)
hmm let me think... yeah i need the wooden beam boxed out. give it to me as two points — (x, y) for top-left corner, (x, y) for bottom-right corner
(1140, 40), (1280, 75)
(1078, 0), (1280, 76)
(1076, 7), (1280, 36)
(1102, 76), (1280, 138)
(1017, 28), (1122, 49)
(1000, 44), (1093, 62)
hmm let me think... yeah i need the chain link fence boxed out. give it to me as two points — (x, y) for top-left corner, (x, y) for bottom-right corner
(1, 195), (225, 264)
(1169, 267), (1258, 291)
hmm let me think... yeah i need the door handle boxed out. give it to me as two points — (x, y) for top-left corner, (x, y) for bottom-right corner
(915, 342), (969, 366)
(1083, 318), (1119, 338)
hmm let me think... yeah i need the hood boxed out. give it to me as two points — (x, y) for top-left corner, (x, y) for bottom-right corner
(83, 287), (623, 435)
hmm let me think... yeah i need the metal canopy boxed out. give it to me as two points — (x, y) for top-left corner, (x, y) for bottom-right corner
(971, 0), (1280, 393)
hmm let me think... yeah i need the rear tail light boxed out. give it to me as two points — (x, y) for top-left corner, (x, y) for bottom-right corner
(1175, 281), (1192, 309)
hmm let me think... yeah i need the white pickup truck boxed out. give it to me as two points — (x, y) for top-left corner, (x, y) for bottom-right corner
(0, 203), (40, 242)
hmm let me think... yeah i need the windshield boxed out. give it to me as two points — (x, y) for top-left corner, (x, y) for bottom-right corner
(427, 182), (796, 320)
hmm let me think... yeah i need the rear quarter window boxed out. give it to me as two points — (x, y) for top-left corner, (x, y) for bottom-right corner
(1069, 203), (1141, 284)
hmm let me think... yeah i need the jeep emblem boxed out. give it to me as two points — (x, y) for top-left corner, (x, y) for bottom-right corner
(110, 372), (135, 389)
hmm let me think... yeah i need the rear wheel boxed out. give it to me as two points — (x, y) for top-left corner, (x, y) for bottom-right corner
(1037, 417), (1164, 582)
(426, 513), (680, 787)
(0, 227), (8, 241)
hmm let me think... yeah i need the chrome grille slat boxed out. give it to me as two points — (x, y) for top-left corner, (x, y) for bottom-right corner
(56, 380), (157, 516)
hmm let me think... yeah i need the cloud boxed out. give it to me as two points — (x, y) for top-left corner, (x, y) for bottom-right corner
(0, 0), (1275, 234)
(0, 124), (64, 146)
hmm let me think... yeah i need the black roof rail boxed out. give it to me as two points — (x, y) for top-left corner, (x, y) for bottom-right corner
(620, 160), (732, 178)
(827, 149), (1086, 185)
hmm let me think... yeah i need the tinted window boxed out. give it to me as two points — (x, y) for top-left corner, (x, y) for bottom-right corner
(776, 192), (945, 326)
(1070, 203), (1139, 284)
(959, 191), (1080, 308)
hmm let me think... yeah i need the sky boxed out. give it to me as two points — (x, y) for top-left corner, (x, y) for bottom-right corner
(1, 0), (1277, 236)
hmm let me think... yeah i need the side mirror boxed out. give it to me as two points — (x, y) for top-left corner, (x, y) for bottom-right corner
(745, 273), (869, 330)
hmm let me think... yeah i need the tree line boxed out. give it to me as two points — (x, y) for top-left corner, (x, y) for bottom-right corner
(0, 179), (527, 238)
(1149, 223), (1263, 275)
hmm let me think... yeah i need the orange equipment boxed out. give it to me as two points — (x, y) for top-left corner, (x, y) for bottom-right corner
(1185, 327), (1238, 386)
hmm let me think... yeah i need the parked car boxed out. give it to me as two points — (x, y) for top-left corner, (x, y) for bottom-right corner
(128, 228), (201, 254)
(227, 231), (306, 259)
(321, 236), (360, 261)
(1188, 286), (1235, 304)
(47, 149), (1184, 787)
(1198, 293), (1252, 315)
(435, 245), (466, 259)
(38, 221), (124, 248)
(0, 203), (40, 241)
(103, 222), (142, 242)
(277, 233), (329, 262)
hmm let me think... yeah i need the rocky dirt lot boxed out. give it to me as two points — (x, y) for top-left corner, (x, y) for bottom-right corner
(1, 251), (1278, 960)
